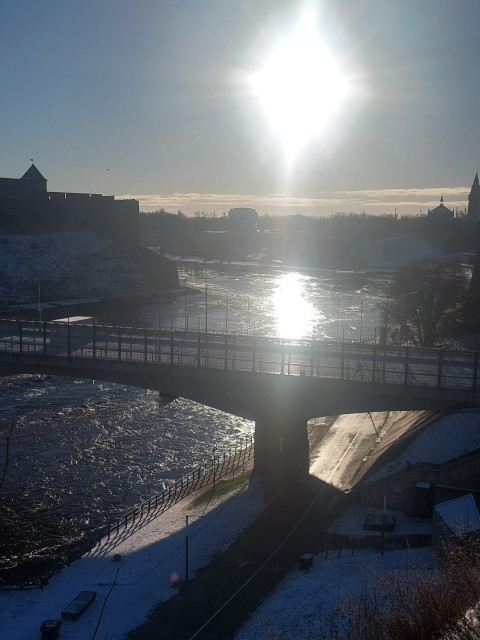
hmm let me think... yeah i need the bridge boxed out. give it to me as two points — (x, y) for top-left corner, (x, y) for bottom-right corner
(0, 318), (478, 484)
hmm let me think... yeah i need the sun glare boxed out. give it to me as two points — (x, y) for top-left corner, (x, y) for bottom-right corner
(250, 14), (351, 157)
(271, 273), (316, 339)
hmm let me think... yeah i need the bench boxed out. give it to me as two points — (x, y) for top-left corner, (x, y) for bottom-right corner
(61, 590), (96, 621)
(40, 619), (62, 639)
(298, 553), (314, 570)
(364, 514), (396, 532)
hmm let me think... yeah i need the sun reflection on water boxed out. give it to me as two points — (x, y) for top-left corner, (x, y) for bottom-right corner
(271, 272), (322, 339)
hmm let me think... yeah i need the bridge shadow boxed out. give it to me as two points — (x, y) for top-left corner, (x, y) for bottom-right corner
(122, 474), (344, 640)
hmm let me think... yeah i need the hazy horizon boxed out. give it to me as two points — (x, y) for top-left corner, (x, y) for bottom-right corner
(3, 1), (480, 218)
(132, 184), (472, 217)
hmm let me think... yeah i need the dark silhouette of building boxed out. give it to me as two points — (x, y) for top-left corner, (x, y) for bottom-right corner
(227, 207), (258, 233)
(468, 172), (480, 223)
(427, 196), (454, 220)
(0, 163), (139, 245)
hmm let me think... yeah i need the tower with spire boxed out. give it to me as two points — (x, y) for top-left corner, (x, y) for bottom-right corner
(468, 173), (480, 223)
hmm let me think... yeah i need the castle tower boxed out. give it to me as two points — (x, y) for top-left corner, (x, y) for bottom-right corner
(468, 173), (480, 223)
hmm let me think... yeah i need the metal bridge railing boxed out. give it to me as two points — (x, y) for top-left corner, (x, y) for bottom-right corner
(0, 318), (478, 392)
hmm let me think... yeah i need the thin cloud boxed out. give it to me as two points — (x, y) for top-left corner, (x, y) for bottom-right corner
(120, 186), (471, 216)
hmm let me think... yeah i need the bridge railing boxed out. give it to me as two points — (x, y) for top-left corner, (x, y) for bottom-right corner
(0, 319), (478, 392)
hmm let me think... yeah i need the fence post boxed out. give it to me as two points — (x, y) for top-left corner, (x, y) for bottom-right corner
(18, 321), (22, 354)
(340, 341), (345, 380)
(197, 331), (201, 367)
(117, 327), (121, 361)
(310, 340), (314, 376)
(43, 321), (47, 355)
(144, 330), (148, 363)
(404, 347), (409, 385)
(171, 332), (174, 365)
(67, 321), (71, 358)
(252, 337), (256, 372)
(473, 349), (479, 392)
(92, 321), (96, 360)
(437, 350), (444, 388)
(372, 345), (377, 383)
(281, 340), (285, 375)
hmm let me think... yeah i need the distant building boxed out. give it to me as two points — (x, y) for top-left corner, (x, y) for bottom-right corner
(0, 163), (139, 245)
(468, 172), (480, 223)
(427, 196), (454, 220)
(227, 208), (258, 233)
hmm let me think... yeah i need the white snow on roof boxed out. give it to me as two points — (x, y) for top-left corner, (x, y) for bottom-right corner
(434, 494), (480, 535)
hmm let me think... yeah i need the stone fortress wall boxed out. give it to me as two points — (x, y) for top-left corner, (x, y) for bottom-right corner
(0, 165), (139, 246)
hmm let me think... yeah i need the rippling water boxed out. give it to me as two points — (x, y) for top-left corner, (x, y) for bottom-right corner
(105, 264), (388, 340)
(0, 264), (387, 579)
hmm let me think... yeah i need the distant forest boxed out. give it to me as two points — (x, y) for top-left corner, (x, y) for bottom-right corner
(139, 210), (478, 270)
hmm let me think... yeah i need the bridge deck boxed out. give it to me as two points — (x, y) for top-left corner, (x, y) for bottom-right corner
(0, 318), (477, 393)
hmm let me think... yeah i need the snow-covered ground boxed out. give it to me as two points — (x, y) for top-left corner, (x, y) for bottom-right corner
(235, 506), (434, 640)
(234, 410), (480, 640)
(0, 480), (433, 640)
(0, 231), (150, 308)
(365, 408), (480, 485)
(0, 477), (266, 640)
(2, 410), (479, 640)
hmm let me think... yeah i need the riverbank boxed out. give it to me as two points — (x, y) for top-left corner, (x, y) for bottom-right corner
(0, 374), (254, 586)
(0, 468), (267, 640)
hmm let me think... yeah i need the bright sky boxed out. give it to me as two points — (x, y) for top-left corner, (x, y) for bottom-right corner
(2, 0), (480, 216)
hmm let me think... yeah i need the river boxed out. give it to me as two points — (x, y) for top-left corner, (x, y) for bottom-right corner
(0, 263), (387, 582)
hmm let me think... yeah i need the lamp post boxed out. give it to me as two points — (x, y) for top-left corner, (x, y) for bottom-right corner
(359, 302), (363, 341)
(212, 445), (217, 489)
(205, 280), (208, 334)
(336, 299), (340, 341)
(225, 295), (229, 335)
(37, 282), (43, 322)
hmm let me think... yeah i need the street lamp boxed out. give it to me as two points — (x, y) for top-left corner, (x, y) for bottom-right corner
(205, 280), (208, 334)
(225, 295), (229, 335)
(336, 299), (339, 341)
(359, 302), (363, 341)
(38, 282), (43, 322)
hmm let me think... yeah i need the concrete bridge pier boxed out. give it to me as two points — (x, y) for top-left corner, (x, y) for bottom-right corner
(253, 418), (310, 490)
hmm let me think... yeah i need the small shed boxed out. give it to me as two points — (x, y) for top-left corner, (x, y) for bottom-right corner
(432, 494), (480, 549)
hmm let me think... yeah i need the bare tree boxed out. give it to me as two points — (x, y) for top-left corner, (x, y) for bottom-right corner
(382, 261), (468, 347)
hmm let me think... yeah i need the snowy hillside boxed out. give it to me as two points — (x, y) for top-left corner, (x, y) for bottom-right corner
(0, 231), (152, 308)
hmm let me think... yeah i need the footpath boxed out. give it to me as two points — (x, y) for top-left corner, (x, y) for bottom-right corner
(128, 475), (341, 640)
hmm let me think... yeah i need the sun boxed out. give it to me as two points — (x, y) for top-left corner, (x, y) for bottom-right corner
(250, 15), (351, 157)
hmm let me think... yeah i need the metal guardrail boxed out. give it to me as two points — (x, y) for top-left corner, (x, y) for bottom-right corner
(0, 318), (478, 392)
(2, 436), (254, 588)
(91, 436), (254, 550)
